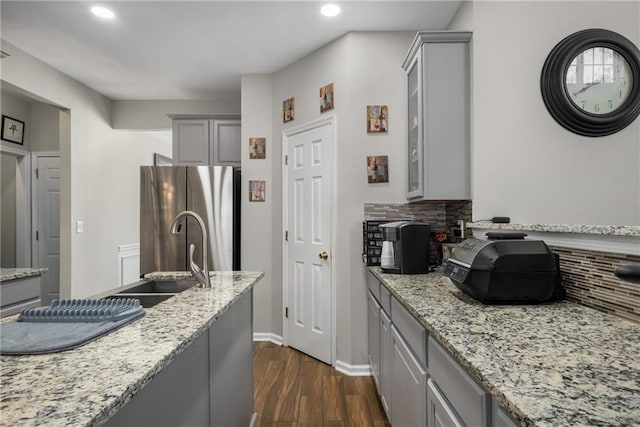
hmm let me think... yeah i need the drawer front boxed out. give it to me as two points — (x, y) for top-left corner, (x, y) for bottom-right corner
(391, 296), (426, 367)
(366, 270), (381, 301)
(391, 325), (427, 427)
(427, 379), (464, 427)
(1, 276), (41, 307)
(380, 283), (391, 314)
(428, 336), (490, 427)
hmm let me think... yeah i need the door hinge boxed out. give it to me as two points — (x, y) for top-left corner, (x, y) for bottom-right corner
(35, 230), (39, 241)
(285, 230), (288, 241)
(35, 168), (39, 179)
(285, 155), (288, 165)
(285, 307), (289, 318)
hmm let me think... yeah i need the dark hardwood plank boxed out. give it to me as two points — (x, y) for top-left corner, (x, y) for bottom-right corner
(254, 342), (391, 427)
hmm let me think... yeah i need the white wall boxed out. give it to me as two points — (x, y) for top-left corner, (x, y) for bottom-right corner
(471, 1), (640, 225)
(1, 40), (171, 297)
(242, 32), (414, 364)
(30, 102), (60, 152)
(112, 99), (241, 130)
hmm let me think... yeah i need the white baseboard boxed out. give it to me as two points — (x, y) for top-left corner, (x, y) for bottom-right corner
(253, 332), (283, 346)
(335, 360), (372, 376)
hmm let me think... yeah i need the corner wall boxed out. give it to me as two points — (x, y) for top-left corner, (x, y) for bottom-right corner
(243, 32), (415, 364)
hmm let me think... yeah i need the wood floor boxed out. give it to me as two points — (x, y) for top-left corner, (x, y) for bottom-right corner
(253, 341), (391, 427)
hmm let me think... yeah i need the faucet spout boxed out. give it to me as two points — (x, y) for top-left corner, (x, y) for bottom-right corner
(170, 210), (211, 288)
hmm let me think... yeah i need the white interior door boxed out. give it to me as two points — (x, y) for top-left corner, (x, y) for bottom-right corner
(34, 155), (60, 305)
(285, 120), (333, 364)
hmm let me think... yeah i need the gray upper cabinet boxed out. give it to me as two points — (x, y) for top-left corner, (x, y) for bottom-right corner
(402, 31), (471, 201)
(210, 119), (241, 166)
(172, 119), (210, 166)
(172, 116), (241, 167)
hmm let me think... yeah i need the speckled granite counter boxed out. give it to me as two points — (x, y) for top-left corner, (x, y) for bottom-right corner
(0, 267), (48, 281)
(0, 270), (263, 427)
(369, 267), (640, 426)
(469, 222), (640, 237)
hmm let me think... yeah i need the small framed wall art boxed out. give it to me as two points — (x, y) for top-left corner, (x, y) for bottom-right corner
(320, 83), (334, 113)
(283, 97), (295, 123)
(367, 155), (389, 184)
(367, 105), (388, 133)
(249, 137), (266, 159)
(1, 115), (25, 145)
(249, 180), (266, 202)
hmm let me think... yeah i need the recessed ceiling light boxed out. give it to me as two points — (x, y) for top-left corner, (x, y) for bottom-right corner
(321, 4), (341, 17)
(91, 6), (115, 19)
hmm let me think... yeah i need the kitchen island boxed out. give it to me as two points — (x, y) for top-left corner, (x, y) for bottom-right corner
(0, 270), (263, 427)
(369, 266), (640, 426)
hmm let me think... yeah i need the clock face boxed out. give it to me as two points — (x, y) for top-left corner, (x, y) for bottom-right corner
(565, 46), (633, 115)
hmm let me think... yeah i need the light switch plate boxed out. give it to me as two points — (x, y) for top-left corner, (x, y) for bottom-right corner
(76, 220), (84, 233)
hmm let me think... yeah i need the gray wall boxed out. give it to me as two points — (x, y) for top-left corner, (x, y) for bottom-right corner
(468, 1), (639, 225)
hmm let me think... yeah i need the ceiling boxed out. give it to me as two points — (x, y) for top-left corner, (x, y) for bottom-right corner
(0, 1), (462, 101)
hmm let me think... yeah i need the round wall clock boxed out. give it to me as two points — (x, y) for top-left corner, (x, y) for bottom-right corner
(540, 28), (640, 137)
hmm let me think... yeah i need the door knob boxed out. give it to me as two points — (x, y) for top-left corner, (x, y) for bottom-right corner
(319, 251), (329, 260)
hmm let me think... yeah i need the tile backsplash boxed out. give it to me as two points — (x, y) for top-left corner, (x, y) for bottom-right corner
(364, 200), (472, 238)
(551, 246), (640, 323)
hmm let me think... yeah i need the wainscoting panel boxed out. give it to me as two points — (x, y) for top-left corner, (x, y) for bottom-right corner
(118, 244), (140, 286)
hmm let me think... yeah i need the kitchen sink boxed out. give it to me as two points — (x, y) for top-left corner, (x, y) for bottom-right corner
(105, 294), (174, 308)
(117, 279), (197, 294)
(103, 279), (198, 308)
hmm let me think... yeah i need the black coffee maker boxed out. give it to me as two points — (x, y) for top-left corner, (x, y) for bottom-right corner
(379, 221), (431, 274)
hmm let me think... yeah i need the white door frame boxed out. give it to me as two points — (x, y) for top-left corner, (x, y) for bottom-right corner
(282, 115), (337, 365)
(1, 144), (31, 267)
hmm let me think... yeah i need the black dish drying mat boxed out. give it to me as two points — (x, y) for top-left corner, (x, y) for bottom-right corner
(1, 298), (144, 355)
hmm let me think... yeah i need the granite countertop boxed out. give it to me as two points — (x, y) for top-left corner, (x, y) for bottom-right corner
(468, 222), (640, 237)
(0, 268), (48, 282)
(369, 266), (640, 426)
(0, 270), (263, 427)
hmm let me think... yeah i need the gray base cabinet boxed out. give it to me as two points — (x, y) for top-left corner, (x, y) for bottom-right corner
(367, 269), (512, 427)
(380, 308), (392, 417)
(391, 325), (427, 427)
(367, 291), (381, 385)
(1, 275), (42, 318)
(104, 290), (254, 427)
(428, 336), (490, 427)
(367, 270), (427, 425)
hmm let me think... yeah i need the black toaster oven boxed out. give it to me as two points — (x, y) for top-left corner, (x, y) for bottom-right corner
(444, 237), (564, 304)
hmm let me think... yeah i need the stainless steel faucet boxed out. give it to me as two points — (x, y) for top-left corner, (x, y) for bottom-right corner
(169, 211), (211, 288)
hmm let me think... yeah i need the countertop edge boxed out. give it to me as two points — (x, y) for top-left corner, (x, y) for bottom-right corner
(0, 268), (48, 282)
(468, 222), (640, 237)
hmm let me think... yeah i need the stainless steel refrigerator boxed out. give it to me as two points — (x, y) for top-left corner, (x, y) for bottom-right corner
(139, 166), (240, 275)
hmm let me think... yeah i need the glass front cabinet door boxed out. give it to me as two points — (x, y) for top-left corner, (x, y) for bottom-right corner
(407, 55), (423, 198)
(402, 31), (472, 201)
